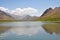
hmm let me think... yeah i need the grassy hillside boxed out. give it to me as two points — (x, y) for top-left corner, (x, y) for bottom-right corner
(37, 7), (60, 21)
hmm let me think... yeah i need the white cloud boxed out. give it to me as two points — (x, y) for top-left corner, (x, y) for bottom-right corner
(0, 7), (10, 13)
(0, 7), (39, 16)
(11, 7), (39, 16)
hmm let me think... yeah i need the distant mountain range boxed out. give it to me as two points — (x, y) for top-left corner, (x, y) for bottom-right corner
(0, 7), (60, 21)
(0, 10), (38, 21)
(11, 14), (38, 21)
(37, 7), (60, 21)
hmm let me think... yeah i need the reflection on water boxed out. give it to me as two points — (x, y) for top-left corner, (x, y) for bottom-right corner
(0, 22), (60, 40)
(0, 22), (44, 36)
(43, 23), (60, 34)
(0, 26), (10, 34)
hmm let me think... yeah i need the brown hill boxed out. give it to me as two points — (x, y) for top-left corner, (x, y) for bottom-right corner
(0, 10), (13, 20)
(38, 7), (60, 21)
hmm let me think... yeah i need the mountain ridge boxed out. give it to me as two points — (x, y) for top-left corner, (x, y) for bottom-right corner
(0, 10), (14, 20)
(0, 10), (38, 21)
(37, 7), (60, 21)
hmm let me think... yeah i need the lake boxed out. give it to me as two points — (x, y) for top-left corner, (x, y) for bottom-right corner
(0, 21), (60, 40)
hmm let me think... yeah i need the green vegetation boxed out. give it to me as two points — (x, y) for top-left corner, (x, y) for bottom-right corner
(43, 23), (60, 34)
(37, 7), (60, 22)
(37, 12), (60, 21)
(0, 20), (22, 22)
(0, 20), (38, 22)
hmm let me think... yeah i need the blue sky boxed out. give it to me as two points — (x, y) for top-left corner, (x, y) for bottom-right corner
(0, 0), (60, 16)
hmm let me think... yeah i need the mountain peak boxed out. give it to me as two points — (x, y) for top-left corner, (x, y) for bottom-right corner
(41, 8), (52, 16)
(37, 7), (60, 21)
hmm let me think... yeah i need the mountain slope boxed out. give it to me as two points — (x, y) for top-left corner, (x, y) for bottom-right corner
(0, 10), (13, 20)
(11, 14), (38, 21)
(38, 7), (60, 21)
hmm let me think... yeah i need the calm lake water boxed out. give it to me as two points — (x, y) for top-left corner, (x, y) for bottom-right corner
(0, 22), (60, 40)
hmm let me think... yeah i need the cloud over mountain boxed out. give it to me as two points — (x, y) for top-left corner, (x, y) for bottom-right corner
(0, 7), (39, 16)
(0, 7), (9, 13)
